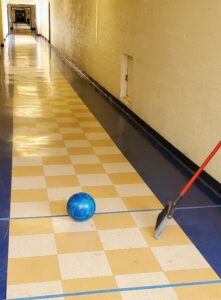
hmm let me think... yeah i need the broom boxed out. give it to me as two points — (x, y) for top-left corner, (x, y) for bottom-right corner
(154, 140), (221, 239)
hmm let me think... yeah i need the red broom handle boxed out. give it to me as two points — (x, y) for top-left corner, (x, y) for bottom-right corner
(180, 141), (221, 197)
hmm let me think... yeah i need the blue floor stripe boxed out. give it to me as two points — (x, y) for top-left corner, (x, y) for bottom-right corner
(6, 280), (221, 300)
(0, 38), (14, 300)
(1, 205), (221, 222)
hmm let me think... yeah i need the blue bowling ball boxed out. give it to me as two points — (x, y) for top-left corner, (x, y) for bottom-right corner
(67, 192), (96, 222)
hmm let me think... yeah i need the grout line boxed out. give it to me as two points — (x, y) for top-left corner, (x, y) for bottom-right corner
(6, 279), (221, 300)
(1, 204), (221, 221)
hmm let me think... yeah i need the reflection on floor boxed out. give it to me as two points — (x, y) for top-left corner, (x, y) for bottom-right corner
(12, 23), (32, 35)
(2, 35), (221, 299)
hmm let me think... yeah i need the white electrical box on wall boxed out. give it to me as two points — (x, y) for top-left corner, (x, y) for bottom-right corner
(120, 54), (133, 106)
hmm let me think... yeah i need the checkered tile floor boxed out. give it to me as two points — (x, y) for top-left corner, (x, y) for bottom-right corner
(6, 35), (221, 299)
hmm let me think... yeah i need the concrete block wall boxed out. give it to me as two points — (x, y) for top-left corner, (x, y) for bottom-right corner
(28, 0), (221, 182)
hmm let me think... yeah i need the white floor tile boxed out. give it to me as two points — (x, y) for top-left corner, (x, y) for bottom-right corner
(36, 122), (58, 129)
(151, 244), (210, 271)
(98, 228), (147, 250)
(12, 176), (46, 190)
(40, 148), (68, 157)
(58, 252), (112, 279)
(52, 216), (96, 233)
(47, 187), (81, 201)
(10, 202), (50, 218)
(13, 156), (42, 166)
(7, 281), (63, 298)
(9, 234), (57, 258)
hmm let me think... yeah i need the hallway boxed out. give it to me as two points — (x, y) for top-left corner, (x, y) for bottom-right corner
(0, 34), (220, 299)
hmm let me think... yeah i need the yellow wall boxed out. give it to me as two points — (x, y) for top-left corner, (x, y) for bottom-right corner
(43, 0), (221, 182)
(37, 0), (49, 40)
(1, 0), (8, 39)
(0, 0), (4, 45)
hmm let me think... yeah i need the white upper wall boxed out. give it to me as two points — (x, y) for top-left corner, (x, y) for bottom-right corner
(8, 0), (36, 4)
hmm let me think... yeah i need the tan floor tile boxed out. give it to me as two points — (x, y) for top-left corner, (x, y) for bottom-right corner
(94, 214), (136, 230)
(77, 174), (111, 186)
(116, 183), (153, 197)
(66, 293), (122, 300)
(58, 122), (79, 128)
(10, 219), (53, 236)
(86, 133), (110, 141)
(42, 156), (71, 165)
(56, 232), (102, 253)
(54, 113), (75, 118)
(109, 173), (143, 185)
(82, 186), (118, 198)
(174, 284), (221, 300)
(141, 226), (191, 246)
(89, 140), (115, 147)
(77, 117), (96, 122)
(12, 166), (44, 177)
(8, 256), (61, 284)
(43, 165), (75, 176)
(106, 248), (162, 275)
(62, 276), (117, 293)
(102, 162), (136, 174)
(62, 133), (86, 140)
(166, 268), (219, 283)
(98, 155), (127, 163)
(74, 164), (105, 174)
(71, 108), (88, 114)
(49, 200), (67, 215)
(123, 195), (163, 210)
(45, 175), (79, 187)
(11, 189), (48, 202)
(68, 147), (95, 155)
(82, 127), (105, 133)
(120, 288), (178, 300)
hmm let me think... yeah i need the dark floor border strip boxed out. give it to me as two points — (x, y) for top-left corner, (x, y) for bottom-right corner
(0, 35), (14, 300)
(7, 279), (221, 300)
(46, 38), (221, 197)
(2, 204), (221, 222)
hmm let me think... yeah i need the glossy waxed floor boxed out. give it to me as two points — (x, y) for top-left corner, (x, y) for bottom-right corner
(1, 35), (221, 299)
